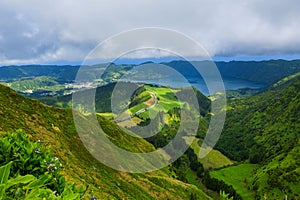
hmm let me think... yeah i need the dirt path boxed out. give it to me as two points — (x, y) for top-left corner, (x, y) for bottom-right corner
(115, 91), (158, 123)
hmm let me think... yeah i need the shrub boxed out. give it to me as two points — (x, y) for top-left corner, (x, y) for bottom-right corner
(0, 130), (83, 199)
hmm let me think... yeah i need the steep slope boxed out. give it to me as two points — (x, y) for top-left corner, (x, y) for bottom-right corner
(266, 71), (300, 91)
(216, 59), (300, 84)
(163, 59), (300, 84)
(215, 78), (300, 199)
(0, 84), (211, 199)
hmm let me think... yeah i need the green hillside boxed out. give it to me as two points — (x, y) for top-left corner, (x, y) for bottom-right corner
(0, 84), (212, 199)
(267, 71), (300, 91)
(2, 76), (64, 93)
(1, 73), (299, 199)
(38, 82), (211, 117)
(210, 164), (257, 200)
(215, 77), (300, 199)
(184, 137), (233, 170)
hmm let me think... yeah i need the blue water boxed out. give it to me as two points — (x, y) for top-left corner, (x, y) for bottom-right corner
(127, 77), (265, 96)
(190, 77), (265, 95)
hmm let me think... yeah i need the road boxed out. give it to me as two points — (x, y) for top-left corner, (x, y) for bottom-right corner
(114, 91), (158, 123)
(135, 91), (157, 114)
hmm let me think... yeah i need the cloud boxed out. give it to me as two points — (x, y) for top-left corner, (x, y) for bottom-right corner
(0, 0), (299, 65)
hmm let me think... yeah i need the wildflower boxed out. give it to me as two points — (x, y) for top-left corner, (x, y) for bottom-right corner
(47, 164), (57, 171)
(52, 157), (59, 161)
(93, 166), (97, 172)
(34, 148), (41, 154)
(53, 191), (59, 197)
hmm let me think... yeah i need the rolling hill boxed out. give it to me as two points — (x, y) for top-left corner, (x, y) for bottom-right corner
(0, 84), (212, 199)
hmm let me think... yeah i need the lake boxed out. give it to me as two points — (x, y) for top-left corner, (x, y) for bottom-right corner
(125, 76), (265, 96)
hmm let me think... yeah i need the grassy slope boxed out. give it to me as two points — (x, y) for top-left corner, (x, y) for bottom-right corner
(215, 77), (300, 199)
(0, 84), (212, 199)
(192, 138), (233, 170)
(144, 85), (182, 111)
(210, 164), (257, 200)
(183, 137), (233, 170)
(148, 84), (232, 169)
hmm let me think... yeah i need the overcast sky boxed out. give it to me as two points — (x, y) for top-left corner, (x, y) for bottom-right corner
(0, 0), (300, 65)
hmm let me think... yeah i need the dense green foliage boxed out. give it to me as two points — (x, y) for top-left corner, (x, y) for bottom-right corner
(0, 130), (82, 199)
(101, 63), (133, 82)
(142, 107), (237, 199)
(204, 171), (242, 200)
(215, 78), (300, 199)
(216, 59), (300, 84)
(0, 65), (79, 82)
(210, 164), (257, 200)
(4, 76), (61, 92)
(265, 70), (300, 91)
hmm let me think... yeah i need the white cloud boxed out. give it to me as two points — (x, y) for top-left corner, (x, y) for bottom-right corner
(0, 0), (299, 65)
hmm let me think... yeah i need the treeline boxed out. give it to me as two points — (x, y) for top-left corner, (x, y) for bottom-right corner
(171, 146), (241, 200)
(172, 147), (205, 182)
(164, 60), (300, 85)
(216, 60), (300, 84)
(144, 107), (241, 200)
(216, 77), (300, 163)
(214, 78), (300, 198)
(8, 76), (59, 91)
(203, 171), (242, 200)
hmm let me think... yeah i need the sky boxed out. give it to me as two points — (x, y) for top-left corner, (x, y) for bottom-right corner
(0, 0), (300, 65)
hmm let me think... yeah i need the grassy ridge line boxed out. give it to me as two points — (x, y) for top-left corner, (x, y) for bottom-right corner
(0, 84), (212, 199)
(269, 71), (300, 90)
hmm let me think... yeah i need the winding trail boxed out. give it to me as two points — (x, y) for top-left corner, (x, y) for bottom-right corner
(115, 91), (158, 123)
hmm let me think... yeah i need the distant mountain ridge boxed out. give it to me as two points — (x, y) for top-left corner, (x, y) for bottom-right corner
(1, 59), (300, 85)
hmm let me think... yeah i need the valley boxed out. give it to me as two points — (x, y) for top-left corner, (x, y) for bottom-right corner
(1, 1), (300, 199)
(0, 61), (299, 199)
